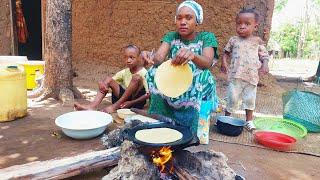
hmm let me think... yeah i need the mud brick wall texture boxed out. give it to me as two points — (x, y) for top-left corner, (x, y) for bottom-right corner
(1, 0), (273, 81)
(0, 1), (12, 55)
(72, 0), (274, 80)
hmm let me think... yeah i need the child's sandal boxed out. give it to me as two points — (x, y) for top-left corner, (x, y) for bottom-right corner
(245, 121), (256, 131)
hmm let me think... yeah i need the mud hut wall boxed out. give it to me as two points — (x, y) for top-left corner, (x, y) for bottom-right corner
(72, 0), (178, 81)
(71, 0), (274, 81)
(1, 0), (273, 78)
(0, 0), (13, 55)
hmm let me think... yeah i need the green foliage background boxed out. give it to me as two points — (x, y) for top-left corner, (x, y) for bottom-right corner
(270, 0), (320, 59)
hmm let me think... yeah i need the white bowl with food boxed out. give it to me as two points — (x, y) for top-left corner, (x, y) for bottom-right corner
(55, 111), (112, 139)
(116, 108), (136, 119)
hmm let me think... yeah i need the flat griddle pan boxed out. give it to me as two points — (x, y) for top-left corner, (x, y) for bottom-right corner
(122, 123), (198, 149)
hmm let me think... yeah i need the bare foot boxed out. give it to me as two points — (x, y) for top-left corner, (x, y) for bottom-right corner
(74, 102), (96, 111)
(102, 105), (118, 113)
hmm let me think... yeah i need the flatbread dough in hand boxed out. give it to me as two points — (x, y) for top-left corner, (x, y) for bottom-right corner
(155, 60), (193, 98)
(135, 128), (183, 144)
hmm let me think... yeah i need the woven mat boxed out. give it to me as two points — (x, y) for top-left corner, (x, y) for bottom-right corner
(210, 84), (320, 157)
(209, 126), (320, 157)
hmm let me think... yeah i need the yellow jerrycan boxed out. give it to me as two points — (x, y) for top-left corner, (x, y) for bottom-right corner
(0, 65), (27, 122)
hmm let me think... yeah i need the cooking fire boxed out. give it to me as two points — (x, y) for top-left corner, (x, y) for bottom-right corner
(151, 146), (174, 173)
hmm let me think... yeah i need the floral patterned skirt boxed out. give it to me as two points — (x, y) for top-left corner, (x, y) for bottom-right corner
(146, 65), (218, 133)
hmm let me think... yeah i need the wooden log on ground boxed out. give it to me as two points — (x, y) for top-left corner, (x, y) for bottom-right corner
(175, 166), (198, 180)
(0, 147), (120, 180)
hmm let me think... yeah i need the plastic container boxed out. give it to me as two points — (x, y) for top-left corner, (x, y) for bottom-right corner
(283, 90), (320, 132)
(254, 117), (307, 138)
(18, 61), (44, 90)
(0, 56), (28, 65)
(254, 131), (297, 151)
(34, 69), (44, 88)
(216, 116), (246, 136)
(0, 65), (27, 122)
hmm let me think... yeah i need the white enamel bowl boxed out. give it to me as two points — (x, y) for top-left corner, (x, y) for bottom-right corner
(55, 111), (112, 139)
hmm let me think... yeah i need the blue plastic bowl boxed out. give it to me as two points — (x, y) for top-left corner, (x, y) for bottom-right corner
(216, 116), (246, 136)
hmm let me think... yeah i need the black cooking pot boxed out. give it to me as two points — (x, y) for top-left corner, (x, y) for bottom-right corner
(122, 123), (199, 151)
(216, 116), (246, 136)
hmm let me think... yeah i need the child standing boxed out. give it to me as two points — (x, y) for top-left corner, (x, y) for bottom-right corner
(74, 44), (149, 113)
(221, 8), (269, 131)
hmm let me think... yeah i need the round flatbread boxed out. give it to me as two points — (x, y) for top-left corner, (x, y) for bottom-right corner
(135, 128), (183, 144)
(155, 60), (193, 98)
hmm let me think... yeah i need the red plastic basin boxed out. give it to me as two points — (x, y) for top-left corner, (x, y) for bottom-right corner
(254, 131), (297, 151)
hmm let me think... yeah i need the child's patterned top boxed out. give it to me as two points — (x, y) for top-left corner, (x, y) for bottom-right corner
(224, 36), (269, 85)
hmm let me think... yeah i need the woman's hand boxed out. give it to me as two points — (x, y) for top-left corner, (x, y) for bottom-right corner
(172, 48), (195, 66)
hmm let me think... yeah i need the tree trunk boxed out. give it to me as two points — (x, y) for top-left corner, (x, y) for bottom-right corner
(303, 61), (320, 82)
(316, 61), (320, 77)
(29, 0), (82, 103)
(245, 0), (274, 42)
(297, 0), (309, 58)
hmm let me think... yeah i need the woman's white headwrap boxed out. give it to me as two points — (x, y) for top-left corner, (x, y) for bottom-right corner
(176, 0), (203, 24)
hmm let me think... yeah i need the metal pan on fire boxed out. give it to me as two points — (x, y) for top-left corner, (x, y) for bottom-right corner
(122, 123), (196, 149)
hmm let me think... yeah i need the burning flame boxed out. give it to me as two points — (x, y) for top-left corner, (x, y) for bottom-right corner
(152, 146), (173, 173)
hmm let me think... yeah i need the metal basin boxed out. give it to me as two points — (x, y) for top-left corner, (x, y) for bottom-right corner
(55, 111), (112, 139)
(216, 116), (246, 136)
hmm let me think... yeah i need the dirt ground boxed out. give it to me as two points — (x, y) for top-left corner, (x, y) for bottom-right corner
(0, 59), (319, 179)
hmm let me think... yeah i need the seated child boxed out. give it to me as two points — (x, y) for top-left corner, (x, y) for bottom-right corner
(74, 44), (149, 113)
(220, 8), (269, 131)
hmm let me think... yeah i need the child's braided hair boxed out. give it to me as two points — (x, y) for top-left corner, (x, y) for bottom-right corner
(123, 44), (141, 55)
(237, 6), (260, 23)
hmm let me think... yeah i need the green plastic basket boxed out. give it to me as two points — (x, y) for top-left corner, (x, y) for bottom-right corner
(254, 117), (307, 138)
(283, 90), (320, 132)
